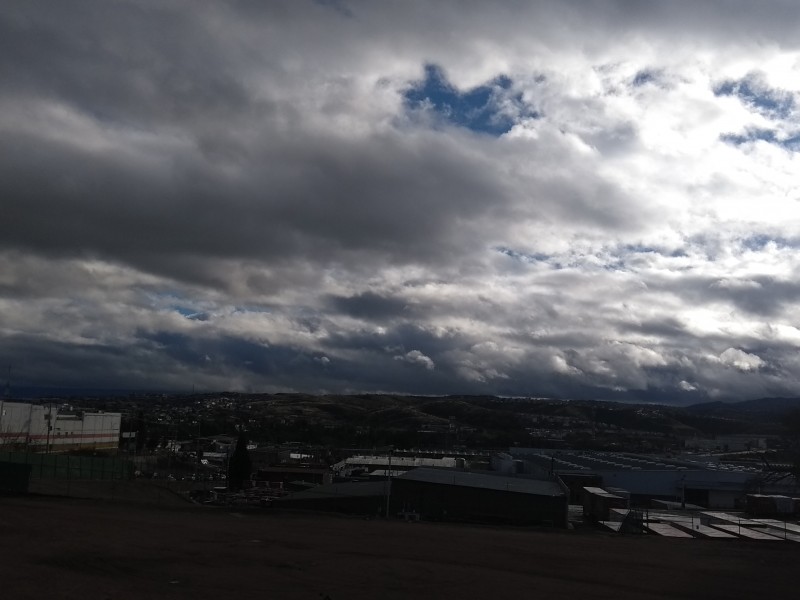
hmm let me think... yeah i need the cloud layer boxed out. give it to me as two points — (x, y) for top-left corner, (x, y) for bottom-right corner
(2, 1), (800, 402)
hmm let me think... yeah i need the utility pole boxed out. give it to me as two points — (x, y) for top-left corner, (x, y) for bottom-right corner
(26, 402), (33, 449)
(45, 403), (53, 454)
(0, 365), (8, 448)
(195, 417), (201, 485)
(385, 448), (393, 519)
(680, 476), (686, 510)
(167, 423), (174, 480)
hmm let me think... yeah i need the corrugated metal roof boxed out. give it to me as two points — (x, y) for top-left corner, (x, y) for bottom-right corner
(396, 468), (564, 496)
(512, 449), (756, 474)
(342, 455), (458, 468)
(583, 486), (623, 499)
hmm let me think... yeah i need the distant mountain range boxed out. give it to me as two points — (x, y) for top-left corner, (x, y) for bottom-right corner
(6, 385), (175, 399)
(686, 397), (800, 415)
(8, 385), (800, 415)
(6, 387), (800, 440)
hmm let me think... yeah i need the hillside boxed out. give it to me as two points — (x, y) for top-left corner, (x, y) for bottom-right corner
(87, 392), (800, 451)
(1, 496), (797, 600)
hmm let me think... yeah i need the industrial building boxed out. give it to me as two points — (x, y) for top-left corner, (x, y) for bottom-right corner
(511, 448), (797, 509)
(333, 454), (463, 478)
(0, 401), (121, 452)
(275, 480), (387, 515)
(582, 486), (628, 522)
(254, 465), (333, 488)
(389, 468), (568, 526)
(273, 466), (569, 526)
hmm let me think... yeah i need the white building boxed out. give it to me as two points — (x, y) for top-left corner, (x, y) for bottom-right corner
(0, 400), (121, 452)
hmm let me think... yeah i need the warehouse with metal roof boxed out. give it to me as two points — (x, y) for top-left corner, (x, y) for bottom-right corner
(511, 448), (765, 508)
(389, 468), (568, 526)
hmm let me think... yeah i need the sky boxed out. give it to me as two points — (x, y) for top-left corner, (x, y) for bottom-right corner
(2, 1), (800, 403)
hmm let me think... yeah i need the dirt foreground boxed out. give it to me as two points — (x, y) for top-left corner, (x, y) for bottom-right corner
(0, 495), (796, 600)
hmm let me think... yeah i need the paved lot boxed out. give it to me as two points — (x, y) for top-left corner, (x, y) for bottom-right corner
(0, 496), (796, 599)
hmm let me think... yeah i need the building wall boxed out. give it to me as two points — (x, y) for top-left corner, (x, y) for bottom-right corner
(707, 489), (740, 509)
(0, 403), (48, 444)
(255, 467), (333, 486)
(0, 401), (121, 452)
(390, 478), (567, 526)
(276, 482), (387, 515)
(511, 449), (759, 509)
(592, 469), (753, 508)
(558, 473), (603, 504)
(50, 413), (121, 451)
(0, 451), (133, 480)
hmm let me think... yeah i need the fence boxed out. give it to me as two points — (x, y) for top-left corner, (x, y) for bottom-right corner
(0, 451), (133, 481)
(0, 461), (32, 492)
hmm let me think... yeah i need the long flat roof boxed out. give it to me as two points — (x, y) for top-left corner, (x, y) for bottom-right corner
(512, 449), (760, 475)
(396, 468), (565, 497)
(341, 455), (458, 468)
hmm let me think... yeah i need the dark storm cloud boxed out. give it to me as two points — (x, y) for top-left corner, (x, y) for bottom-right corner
(0, 124), (511, 286)
(619, 316), (688, 339)
(0, 332), (161, 392)
(136, 325), (454, 395)
(0, 2), (253, 125)
(651, 274), (800, 318)
(0, 0), (665, 284)
(327, 292), (414, 322)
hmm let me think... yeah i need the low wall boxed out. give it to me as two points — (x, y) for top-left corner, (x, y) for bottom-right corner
(0, 451), (133, 480)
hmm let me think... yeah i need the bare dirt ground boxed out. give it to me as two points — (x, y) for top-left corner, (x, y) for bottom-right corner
(0, 495), (797, 600)
(27, 478), (197, 507)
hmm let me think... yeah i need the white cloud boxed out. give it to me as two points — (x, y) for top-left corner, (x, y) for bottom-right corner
(394, 350), (435, 371)
(719, 348), (765, 372)
(1, 2), (800, 400)
(552, 355), (581, 376)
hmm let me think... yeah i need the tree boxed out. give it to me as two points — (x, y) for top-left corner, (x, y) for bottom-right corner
(135, 411), (147, 454)
(228, 428), (252, 491)
(783, 409), (800, 478)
